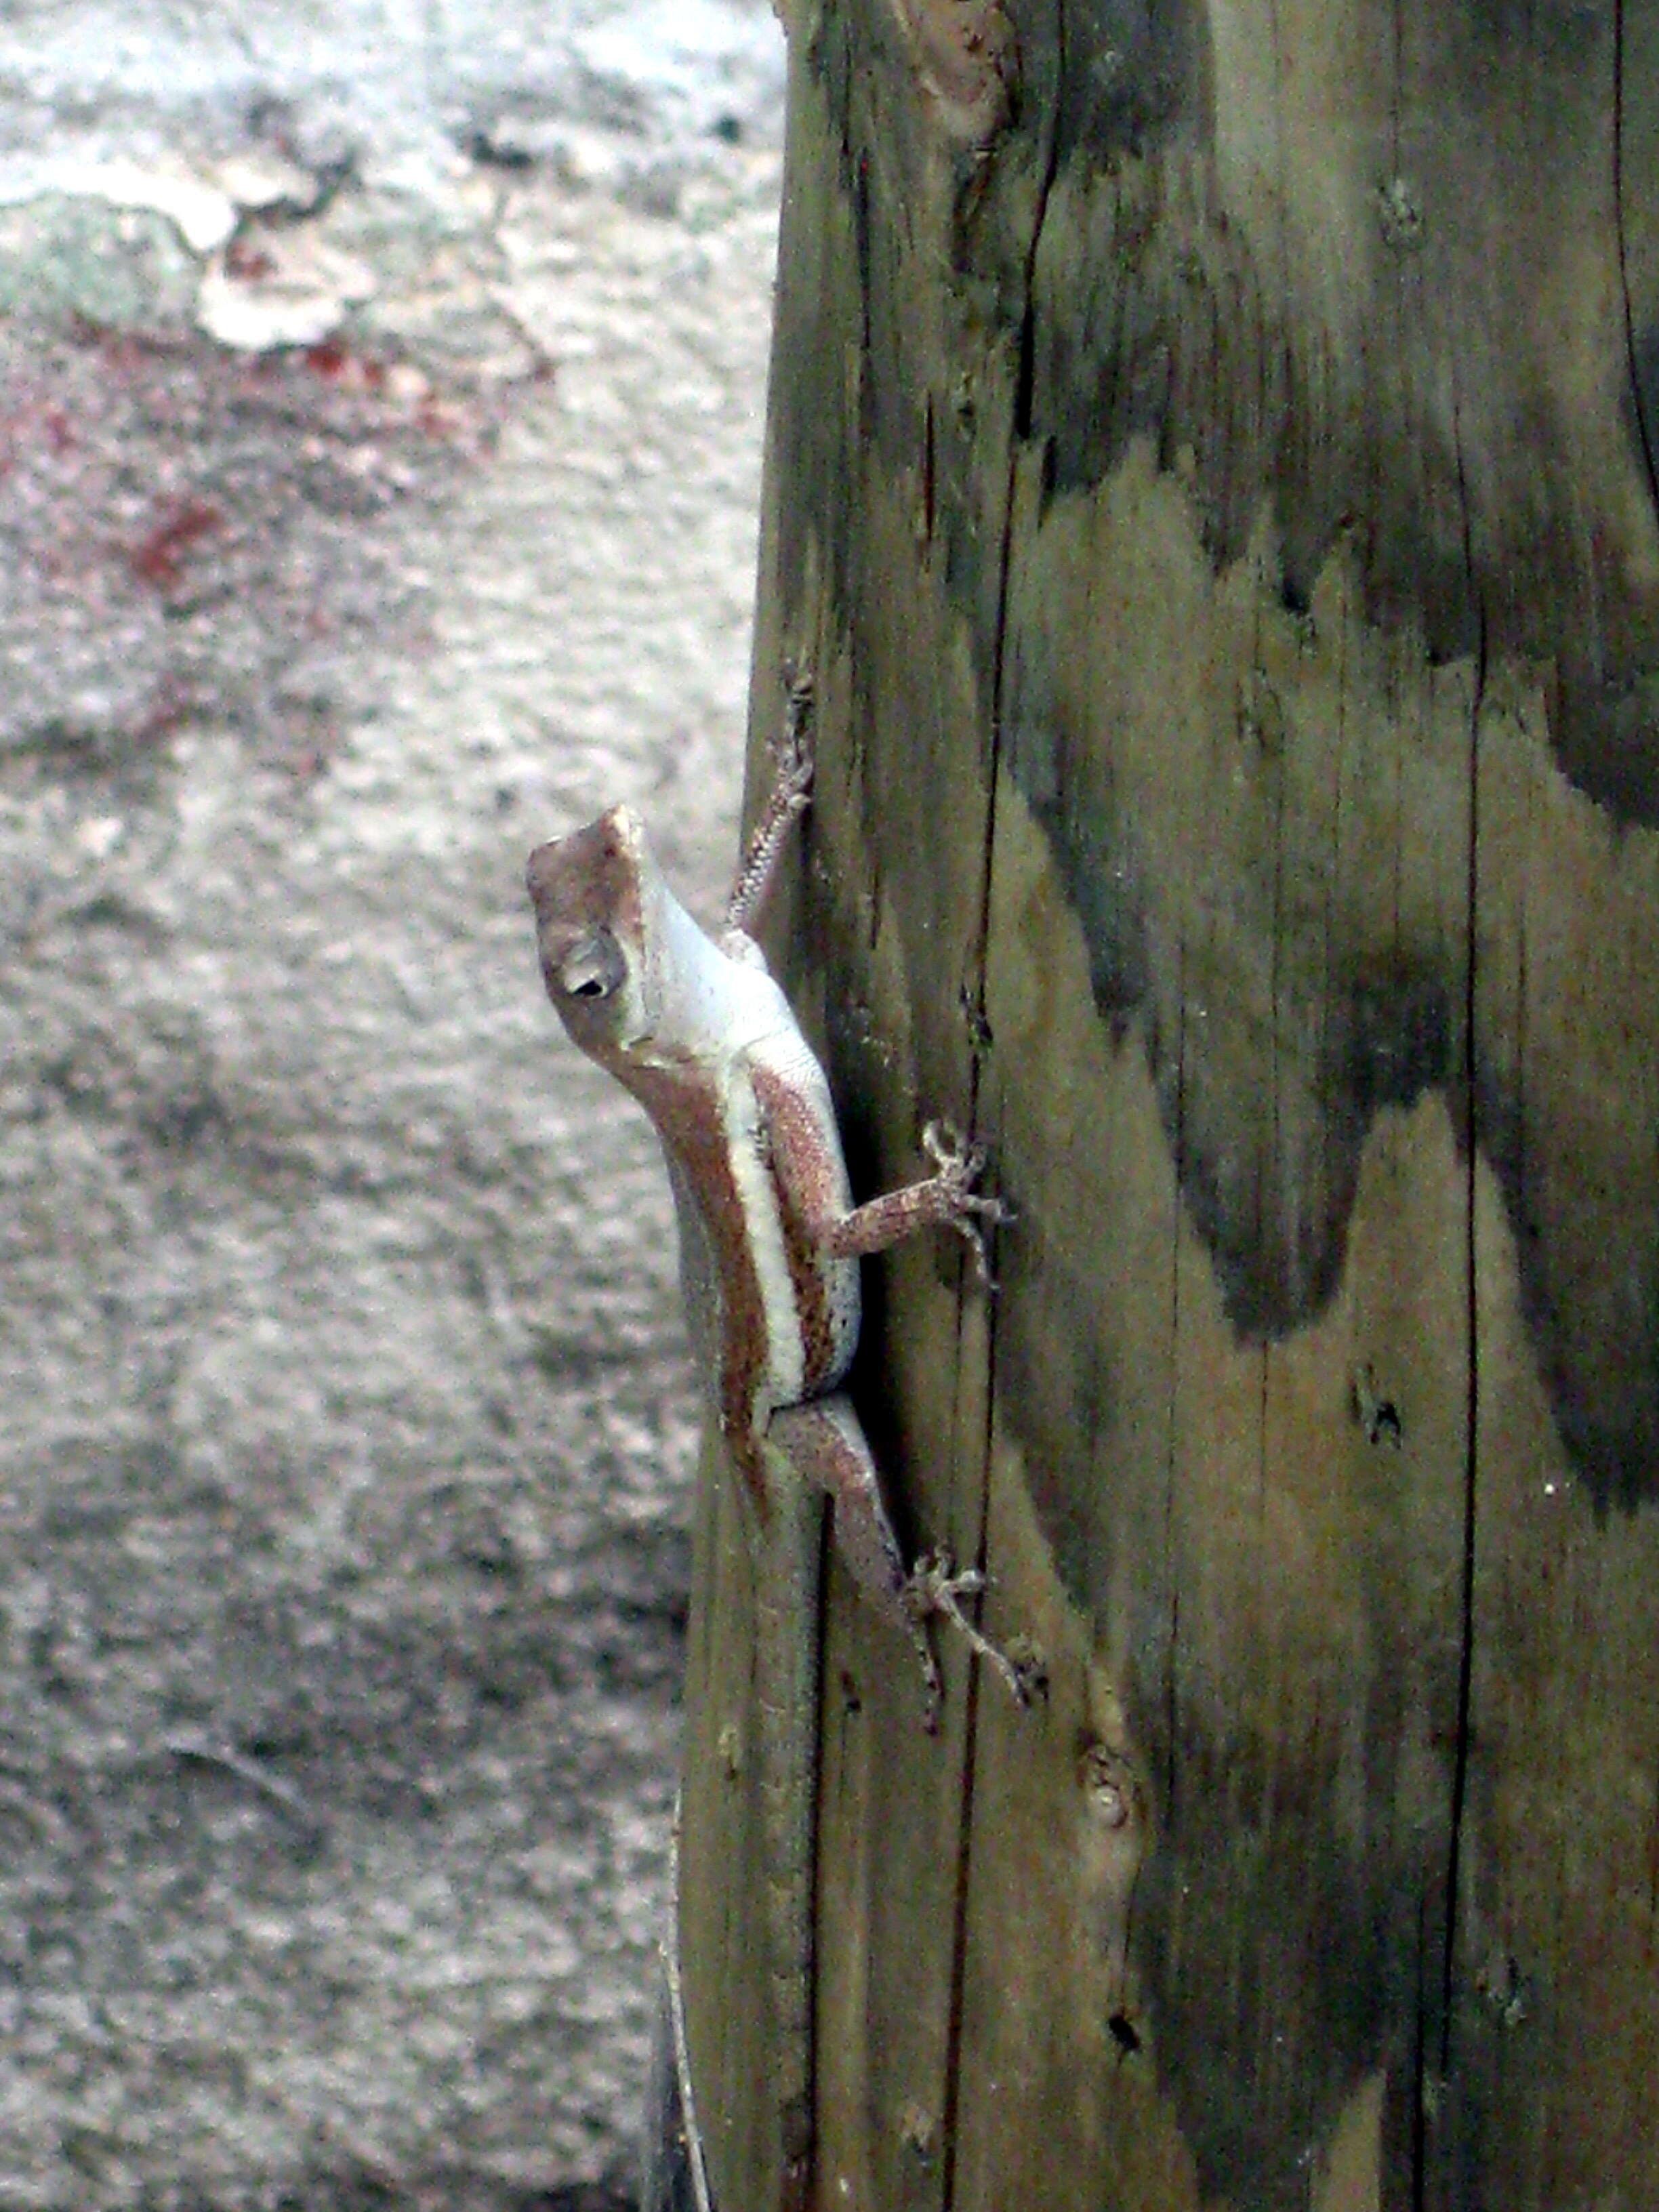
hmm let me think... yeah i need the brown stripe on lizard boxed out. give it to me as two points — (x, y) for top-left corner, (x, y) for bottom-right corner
(626, 1055), (775, 1518)
(752, 1059), (854, 1403)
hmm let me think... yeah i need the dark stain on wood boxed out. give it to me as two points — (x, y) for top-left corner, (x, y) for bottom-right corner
(966, 3), (1659, 1512)
(1049, 0), (1207, 165)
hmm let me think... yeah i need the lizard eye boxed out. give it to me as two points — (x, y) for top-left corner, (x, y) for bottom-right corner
(558, 927), (626, 1002)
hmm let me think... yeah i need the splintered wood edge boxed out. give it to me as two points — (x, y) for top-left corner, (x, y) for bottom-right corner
(883, 0), (1018, 144)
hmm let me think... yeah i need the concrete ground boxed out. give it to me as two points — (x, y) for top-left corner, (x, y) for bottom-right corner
(0, 5), (782, 2205)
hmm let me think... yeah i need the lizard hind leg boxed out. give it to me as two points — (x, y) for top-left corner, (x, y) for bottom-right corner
(765, 1393), (1025, 1732)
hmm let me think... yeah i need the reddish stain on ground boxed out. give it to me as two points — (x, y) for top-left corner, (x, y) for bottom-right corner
(304, 338), (388, 393)
(224, 239), (279, 281)
(129, 497), (225, 589)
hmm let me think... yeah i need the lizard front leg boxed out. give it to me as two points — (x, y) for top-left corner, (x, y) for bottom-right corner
(724, 672), (815, 944)
(818, 1120), (1012, 1287)
(754, 1069), (1012, 1288)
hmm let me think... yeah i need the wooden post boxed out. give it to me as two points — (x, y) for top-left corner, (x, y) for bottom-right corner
(677, 3), (1659, 2206)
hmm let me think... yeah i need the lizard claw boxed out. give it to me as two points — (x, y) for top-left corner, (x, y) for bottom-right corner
(775, 667), (815, 798)
(903, 1551), (1032, 1711)
(920, 1120), (1014, 1286)
(724, 670), (816, 935)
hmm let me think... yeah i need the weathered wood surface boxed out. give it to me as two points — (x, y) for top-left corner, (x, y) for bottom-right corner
(678, 3), (1659, 2207)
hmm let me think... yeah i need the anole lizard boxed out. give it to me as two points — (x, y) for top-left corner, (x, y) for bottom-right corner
(526, 683), (1027, 2211)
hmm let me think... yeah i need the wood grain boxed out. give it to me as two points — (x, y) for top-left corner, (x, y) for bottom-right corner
(679, 3), (1659, 2205)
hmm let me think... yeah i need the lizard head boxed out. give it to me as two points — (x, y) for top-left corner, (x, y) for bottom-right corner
(526, 804), (654, 1059)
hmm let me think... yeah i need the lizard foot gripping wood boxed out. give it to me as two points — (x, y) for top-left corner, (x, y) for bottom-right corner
(527, 701), (1028, 2212)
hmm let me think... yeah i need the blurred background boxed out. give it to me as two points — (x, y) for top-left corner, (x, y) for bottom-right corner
(0, 4), (784, 2205)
